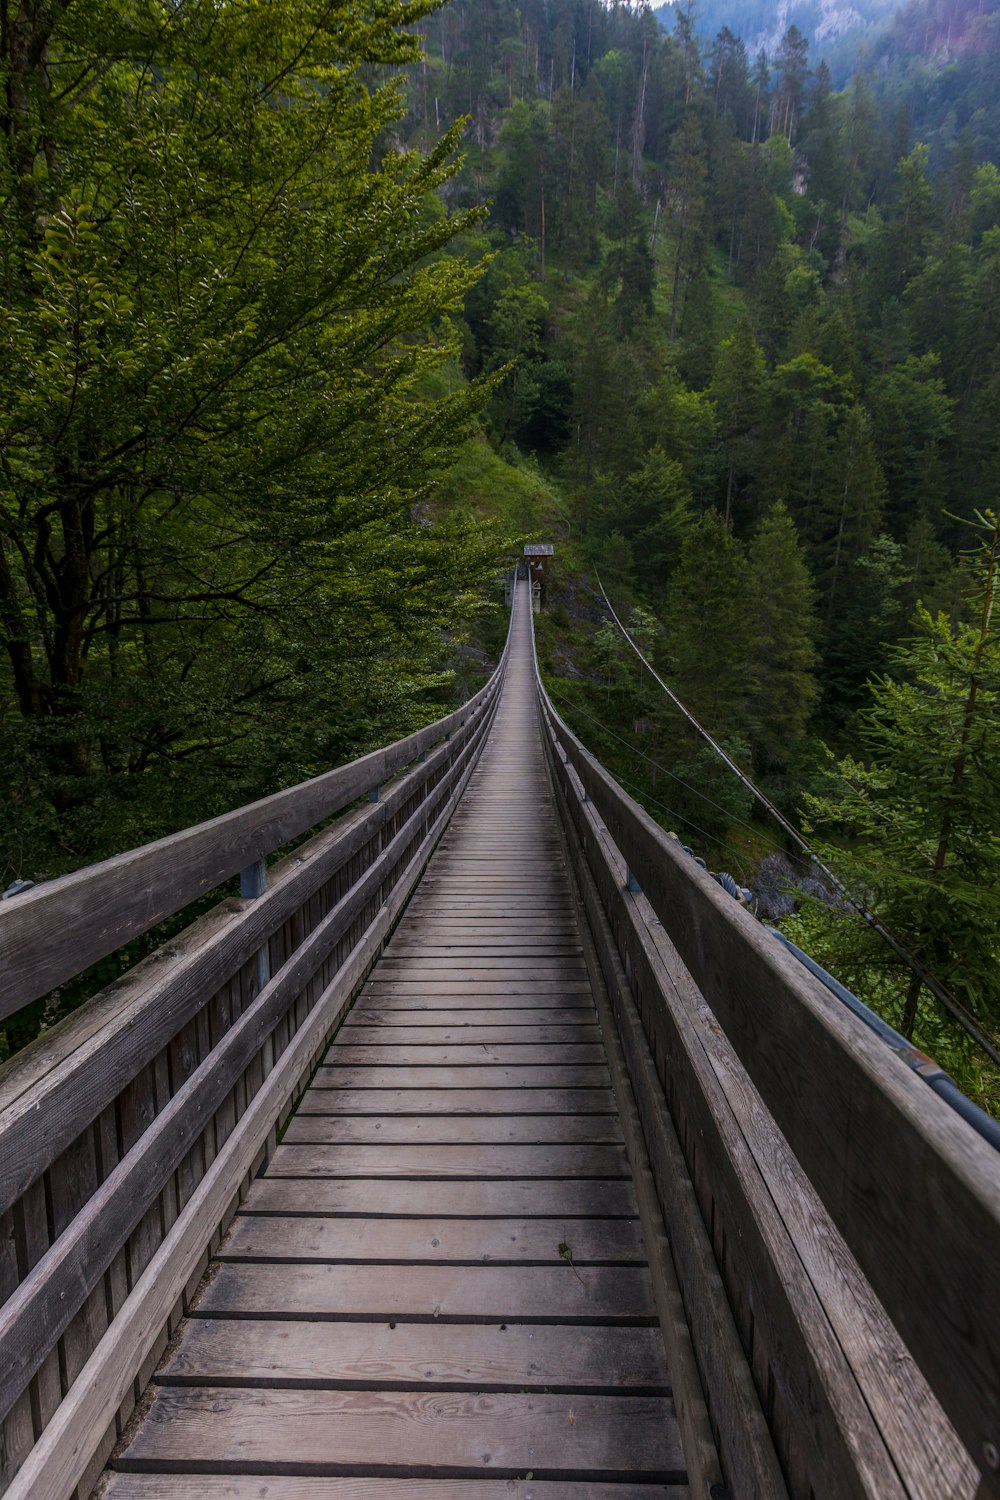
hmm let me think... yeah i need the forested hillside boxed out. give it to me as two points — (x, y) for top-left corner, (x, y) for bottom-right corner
(654, 0), (896, 74)
(400, 0), (1000, 1102)
(1, 1), (996, 1099)
(867, 0), (1000, 164)
(653, 0), (1000, 147)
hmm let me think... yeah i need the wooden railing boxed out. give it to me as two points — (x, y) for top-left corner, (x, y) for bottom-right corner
(535, 659), (1000, 1500)
(0, 619), (510, 1500)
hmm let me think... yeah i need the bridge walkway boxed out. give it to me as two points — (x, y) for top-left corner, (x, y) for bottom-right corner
(100, 584), (691, 1495)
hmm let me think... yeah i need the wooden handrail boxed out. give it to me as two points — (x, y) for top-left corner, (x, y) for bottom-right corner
(0, 661), (505, 1020)
(0, 726), (471, 1218)
(533, 654), (999, 1499)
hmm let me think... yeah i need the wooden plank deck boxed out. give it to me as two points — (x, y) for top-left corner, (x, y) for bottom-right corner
(101, 585), (689, 1496)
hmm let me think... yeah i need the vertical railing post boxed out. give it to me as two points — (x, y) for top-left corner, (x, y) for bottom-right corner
(240, 858), (271, 993)
(368, 785), (383, 857)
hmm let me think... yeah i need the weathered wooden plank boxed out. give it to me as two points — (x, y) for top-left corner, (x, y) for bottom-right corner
(312, 1065), (611, 1088)
(416, 866), (566, 875)
(267, 1142), (630, 1178)
(158, 1317), (666, 1389)
(361, 981), (594, 995)
(281, 1116), (623, 1145)
(102, 1479), (688, 1499)
(403, 901), (574, 911)
(193, 1261), (656, 1322)
(390, 928), (582, 940)
(217, 1215), (644, 1264)
(395, 914), (580, 924)
(412, 882), (573, 892)
(12, 1179), (62, 1463)
(366, 973), (592, 987)
(352, 1007), (597, 1024)
(241, 1178), (640, 1218)
(47, 1127), (111, 1397)
(323, 1045), (606, 1067)
(384, 945), (585, 957)
(407, 880), (570, 887)
(295, 1088), (616, 1115)
(0, 1208), (34, 1491)
(114, 1388), (682, 1477)
(336, 1025), (600, 1046)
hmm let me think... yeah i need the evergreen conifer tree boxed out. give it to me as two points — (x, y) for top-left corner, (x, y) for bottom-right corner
(803, 512), (1000, 1067)
(746, 504), (819, 767)
(665, 510), (753, 737)
(711, 321), (767, 524)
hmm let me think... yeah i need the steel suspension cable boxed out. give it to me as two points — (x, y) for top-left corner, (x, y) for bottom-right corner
(592, 570), (1000, 1070)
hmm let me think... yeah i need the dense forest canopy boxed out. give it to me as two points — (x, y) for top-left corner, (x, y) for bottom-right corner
(0, 0), (511, 882)
(654, 0), (898, 78)
(1, 0), (997, 1106)
(391, 0), (1000, 1103)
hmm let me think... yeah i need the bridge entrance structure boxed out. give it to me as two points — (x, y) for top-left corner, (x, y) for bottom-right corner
(1, 580), (997, 1499)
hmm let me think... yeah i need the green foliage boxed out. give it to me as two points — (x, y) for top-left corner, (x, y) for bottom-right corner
(800, 513), (1000, 1086)
(711, 320), (767, 524)
(395, 0), (1000, 1106)
(822, 535), (908, 726)
(0, 0), (512, 880)
(868, 355), (954, 530)
(746, 504), (820, 765)
(621, 447), (693, 596)
(6, 0), (999, 1092)
(665, 511), (754, 739)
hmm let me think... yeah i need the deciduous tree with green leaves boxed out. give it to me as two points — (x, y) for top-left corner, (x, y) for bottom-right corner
(0, 0), (507, 877)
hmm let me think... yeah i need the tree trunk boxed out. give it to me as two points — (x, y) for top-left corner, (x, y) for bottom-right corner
(670, 221), (686, 339)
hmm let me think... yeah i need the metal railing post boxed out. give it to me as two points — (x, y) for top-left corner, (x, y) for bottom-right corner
(239, 858), (271, 992)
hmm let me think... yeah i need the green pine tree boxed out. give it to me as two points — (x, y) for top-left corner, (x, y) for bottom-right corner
(746, 504), (819, 768)
(665, 510), (753, 739)
(802, 511), (1000, 1086)
(711, 320), (767, 525)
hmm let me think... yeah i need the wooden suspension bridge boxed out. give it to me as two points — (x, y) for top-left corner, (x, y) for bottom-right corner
(1, 577), (998, 1499)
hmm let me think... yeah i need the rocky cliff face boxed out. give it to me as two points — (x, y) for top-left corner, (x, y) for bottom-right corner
(750, 0), (879, 54)
(653, 0), (896, 62)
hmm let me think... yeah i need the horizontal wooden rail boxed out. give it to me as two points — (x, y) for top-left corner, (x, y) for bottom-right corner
(0, 672), (501, 1020)
(533, 653), (1000, 1500)
(0, 606), (511, 1500)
